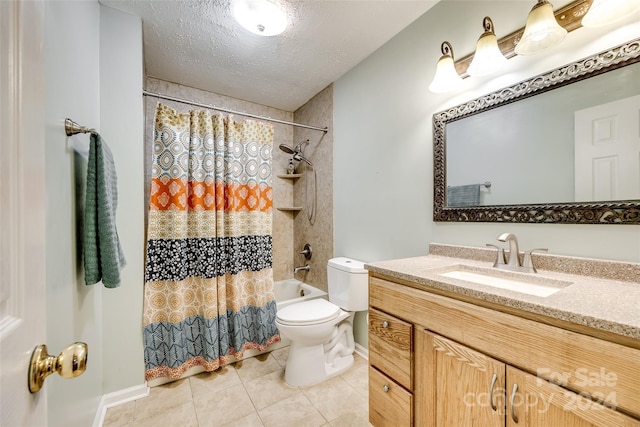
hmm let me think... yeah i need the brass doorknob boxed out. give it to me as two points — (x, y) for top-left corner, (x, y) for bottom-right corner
(28, 342), (88, 393)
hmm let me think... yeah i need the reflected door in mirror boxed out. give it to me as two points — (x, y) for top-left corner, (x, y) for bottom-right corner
(574, 94), (640, 201)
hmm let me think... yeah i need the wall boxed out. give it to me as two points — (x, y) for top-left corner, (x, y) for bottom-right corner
(100, 5), (145, 394)
(45, 1), (144, 425)
(143, 78), (295, 281)
(334, 1), (640, 346)
(293, 85), (335, 292)
(45, 2), (103, 425)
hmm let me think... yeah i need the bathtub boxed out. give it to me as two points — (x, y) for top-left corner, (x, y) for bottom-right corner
(274, 278), (328, 309)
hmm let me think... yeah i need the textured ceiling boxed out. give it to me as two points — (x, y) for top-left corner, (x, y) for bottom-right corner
(100, 0), (438, 111)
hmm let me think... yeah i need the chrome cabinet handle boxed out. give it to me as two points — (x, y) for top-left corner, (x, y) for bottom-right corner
(382, 384), (389, 393)
(382, 321), (389, 328)
(510, 383), (519, 423)
(489, 373), (498, 411)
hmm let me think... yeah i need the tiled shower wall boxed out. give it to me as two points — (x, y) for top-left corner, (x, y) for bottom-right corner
(292, 85), (334, 292)
(143, 78), (333, 283)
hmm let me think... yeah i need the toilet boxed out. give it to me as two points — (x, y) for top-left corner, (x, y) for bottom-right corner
(275, 257), (368, 387)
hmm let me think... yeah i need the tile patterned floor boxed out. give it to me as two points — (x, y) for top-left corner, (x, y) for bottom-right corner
(103, 348), (372, 427)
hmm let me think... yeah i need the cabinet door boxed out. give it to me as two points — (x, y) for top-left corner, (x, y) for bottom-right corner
(423, 331), (506, 427)
(506, 366), (640, 427)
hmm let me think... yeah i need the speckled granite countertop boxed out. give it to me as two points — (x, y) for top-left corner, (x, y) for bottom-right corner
(365, 244), (640, 341)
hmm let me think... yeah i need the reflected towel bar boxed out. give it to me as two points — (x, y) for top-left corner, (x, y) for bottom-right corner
(448, 181), (492, 189)
(65, 118), (97, 136)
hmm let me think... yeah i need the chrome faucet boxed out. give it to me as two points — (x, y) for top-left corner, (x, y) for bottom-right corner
(498, 232), (520, 267)
(294, 264), (310, 274)
(488, 233), (548, 273)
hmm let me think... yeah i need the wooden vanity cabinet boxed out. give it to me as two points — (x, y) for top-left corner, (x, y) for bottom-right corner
(368, 275), (640, 427)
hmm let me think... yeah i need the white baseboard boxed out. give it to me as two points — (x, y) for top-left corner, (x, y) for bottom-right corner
(93, 383), (149, 427)
(354, 342), (368, 360)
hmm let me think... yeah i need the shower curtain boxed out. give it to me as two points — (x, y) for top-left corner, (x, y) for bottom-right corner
(143, 103), (280, 381)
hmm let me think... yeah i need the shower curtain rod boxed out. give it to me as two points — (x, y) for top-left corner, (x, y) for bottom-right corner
(143, 90), (328, 133)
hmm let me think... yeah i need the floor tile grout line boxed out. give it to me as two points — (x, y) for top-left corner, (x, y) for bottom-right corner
(105, 349), (369, 427)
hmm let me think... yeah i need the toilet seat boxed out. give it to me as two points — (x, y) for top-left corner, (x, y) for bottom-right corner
(276, 299), (341, 326)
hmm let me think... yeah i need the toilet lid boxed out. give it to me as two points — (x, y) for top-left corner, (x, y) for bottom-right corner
(276, 299), (341, 326)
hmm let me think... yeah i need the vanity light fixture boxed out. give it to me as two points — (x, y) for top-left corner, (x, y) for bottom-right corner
(582, 0), (640, 27)
(467, 17), (508, 77)
(428, 42), (463, 93)
(514, 0), (567, 55)
(232, 0), (288, 36)
(428, 0), (595, 89)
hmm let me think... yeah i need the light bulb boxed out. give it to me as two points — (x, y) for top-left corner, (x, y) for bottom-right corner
(467, 17), (508, 77)
(232, 0), (287, 36)
(515, 1), (566, 55)
(582, 0), (640, 27)
(429, 42), (463, 93)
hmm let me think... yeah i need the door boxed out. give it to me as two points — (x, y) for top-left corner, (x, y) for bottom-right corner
(1, 0), (47, 425)
(506, 366), (640, 427)
(574, 94), (640, 201)
(424, 331), (506, 426)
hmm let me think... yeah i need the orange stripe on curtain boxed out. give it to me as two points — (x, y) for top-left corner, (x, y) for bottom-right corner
(149, 177), (273, 212)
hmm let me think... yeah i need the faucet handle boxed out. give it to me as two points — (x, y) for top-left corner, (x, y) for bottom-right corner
(299, 243), (312, 260)
(522, 248), (548, 273)
(486, 244), (506, 267)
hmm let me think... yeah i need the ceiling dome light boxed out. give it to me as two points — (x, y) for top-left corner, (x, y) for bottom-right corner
(582, 0), (640, 28)
(429, 42), (463, 94)
(515, 0), (567, 55)
(232, 0), (288, 36)
(467, 17), (508, 77)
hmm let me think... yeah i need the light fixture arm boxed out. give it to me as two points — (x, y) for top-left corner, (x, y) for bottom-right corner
(440, 41), (454, 58)
(482, 16), (496, 36)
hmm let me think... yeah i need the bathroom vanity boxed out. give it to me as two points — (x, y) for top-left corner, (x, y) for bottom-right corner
(366, 244), (640, 426)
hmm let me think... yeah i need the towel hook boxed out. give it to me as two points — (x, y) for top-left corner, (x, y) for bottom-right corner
(65, 118), (97, 136)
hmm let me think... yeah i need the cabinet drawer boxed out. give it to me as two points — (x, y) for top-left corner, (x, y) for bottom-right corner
(369, 307), (413, 390)
(369, 366), (413, 427)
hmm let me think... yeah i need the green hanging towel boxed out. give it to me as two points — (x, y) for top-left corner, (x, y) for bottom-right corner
(84, 133), (126, 288)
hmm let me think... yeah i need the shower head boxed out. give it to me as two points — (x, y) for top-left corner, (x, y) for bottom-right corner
(278, 142), (314, 167)
(278, 144), (296, 155)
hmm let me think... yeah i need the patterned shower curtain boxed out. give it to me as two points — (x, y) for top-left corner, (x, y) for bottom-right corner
(143, 103), (280, 381)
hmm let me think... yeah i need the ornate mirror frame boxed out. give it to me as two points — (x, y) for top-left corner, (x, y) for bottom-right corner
(433, 38), (640, 224)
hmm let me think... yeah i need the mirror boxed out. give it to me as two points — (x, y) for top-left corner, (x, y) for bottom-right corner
(433, 38), (640, 224)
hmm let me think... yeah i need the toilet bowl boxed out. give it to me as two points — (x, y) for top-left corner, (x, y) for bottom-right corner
(275, 257), (368, 387)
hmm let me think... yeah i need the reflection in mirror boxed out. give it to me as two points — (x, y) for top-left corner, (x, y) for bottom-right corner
(433, 38), (640, 224)
(446, 63), (640, 206)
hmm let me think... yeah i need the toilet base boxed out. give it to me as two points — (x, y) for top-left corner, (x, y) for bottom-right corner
(283, 341), (354, 387)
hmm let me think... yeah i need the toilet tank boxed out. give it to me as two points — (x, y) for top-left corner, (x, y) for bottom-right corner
(327, 257), (368, 311)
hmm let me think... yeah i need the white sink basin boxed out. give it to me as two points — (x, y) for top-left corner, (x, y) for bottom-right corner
(437, 266), (572, 297)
